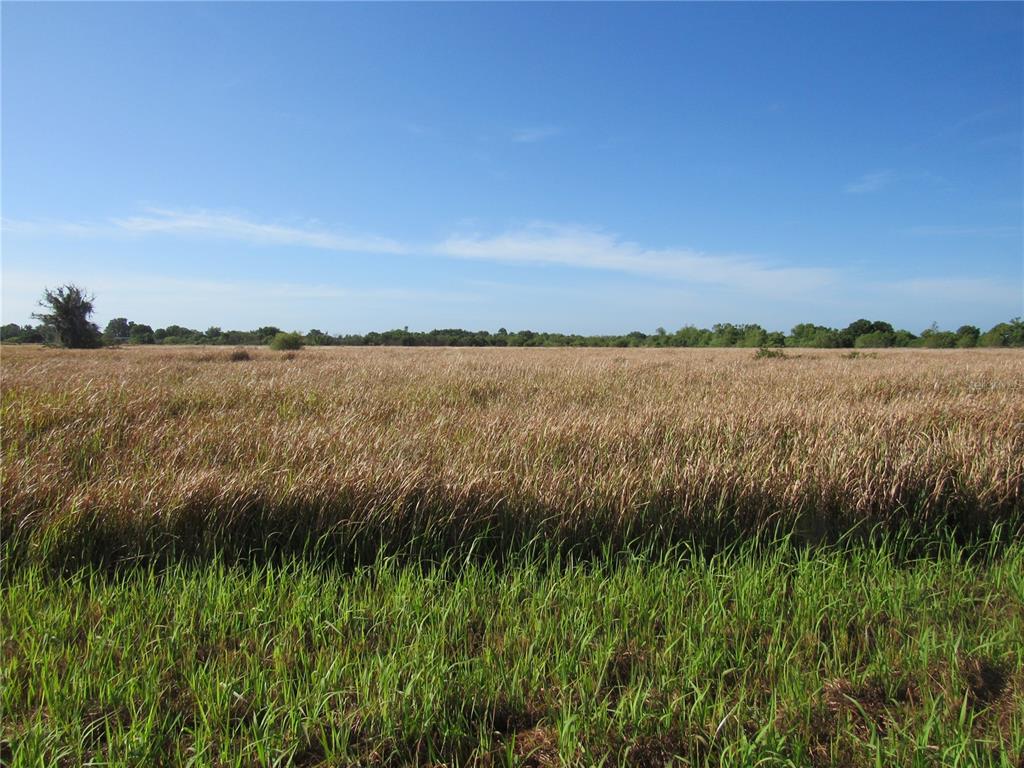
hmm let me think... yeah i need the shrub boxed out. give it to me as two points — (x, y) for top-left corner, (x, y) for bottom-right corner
(754, 347), (786, 359)
(854, 331), (895, 348)
(979, 318), (1024, 347)
(269, 332), (304, 351)
(230, 348), (252, 362)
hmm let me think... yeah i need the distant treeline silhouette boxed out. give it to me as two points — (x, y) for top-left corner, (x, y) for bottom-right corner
(4, 317), (1023, 348)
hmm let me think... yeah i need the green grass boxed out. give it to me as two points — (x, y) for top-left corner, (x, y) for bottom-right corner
(3, 539), (1021, 766)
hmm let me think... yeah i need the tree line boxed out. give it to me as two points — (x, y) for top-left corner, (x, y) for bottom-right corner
(3, 283), (1023, 349)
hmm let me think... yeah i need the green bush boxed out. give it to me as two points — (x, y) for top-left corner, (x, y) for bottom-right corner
(269, 332), (304, 351)
(979, 318), (1024, 347)
(854, 331), (895, 348)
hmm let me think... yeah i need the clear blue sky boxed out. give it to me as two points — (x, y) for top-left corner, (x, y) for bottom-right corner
(2, 2), (1021, 334)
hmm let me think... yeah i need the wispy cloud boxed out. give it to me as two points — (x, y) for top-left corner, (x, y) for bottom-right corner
(2, 210), (406, 254)
(844, 170), (896, 194)
(511, 126), (561, 144)
(4, 209), (838, 297)
(111, 209), (408, 254)
(435, 224), (836, 295)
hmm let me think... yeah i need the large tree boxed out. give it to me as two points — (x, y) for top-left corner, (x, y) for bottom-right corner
(32, 284), (102, 348)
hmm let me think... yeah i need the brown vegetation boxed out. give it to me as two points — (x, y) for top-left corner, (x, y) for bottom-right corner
(2, 345), (1022, 566)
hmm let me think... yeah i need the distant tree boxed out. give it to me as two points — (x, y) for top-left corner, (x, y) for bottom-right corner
(979, 318), (1024, 347)
(1, 323), (23, 341)
(738, 324), (768, 347)
(891, 330), (917, 347)
(305, 328), (330, 346)
(32, 284), (102, 348)
(709, 323), (741, 347)
(103, 317), (133, 342)
(955, 325), (980, 348)
(854, 331), (896, 348)
(841, 319), (892, 348)
(788, 323), (840, 348)
(5, 324), (45, 343)
(269, 331), (304, 351)
(915, 322), (954, 348)
(128, 323), (155, 344)
(156, 325), (195, 342)
(252, 326), (282, 344)
(672, 326), (710, 347)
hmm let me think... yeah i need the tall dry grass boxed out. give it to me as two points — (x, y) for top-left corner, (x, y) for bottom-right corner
(2, 345), (1022, 566)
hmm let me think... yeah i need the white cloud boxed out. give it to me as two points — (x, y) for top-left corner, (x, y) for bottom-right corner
(2, 209), (406, 255)
(4, 209), (837, 297)
(844, 170), (895, 194)
(110, 209), (408, 254)
(435, 224), (836, 295)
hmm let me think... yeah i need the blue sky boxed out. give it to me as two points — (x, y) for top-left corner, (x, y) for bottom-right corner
(2, 2), (1021, 334)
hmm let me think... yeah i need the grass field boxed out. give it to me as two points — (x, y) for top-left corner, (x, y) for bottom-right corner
(2, 346), (1023, 765)
(3, 345), (1022, 566)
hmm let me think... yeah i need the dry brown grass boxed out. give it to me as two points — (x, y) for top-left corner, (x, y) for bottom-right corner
(2, 344), (1022, 566)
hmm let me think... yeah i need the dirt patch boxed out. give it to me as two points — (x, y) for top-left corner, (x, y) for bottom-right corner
(510, 725), (559, 767)
(962, 655), (1009, 709)
(823, 676), (919, 735)
(601, 643), (649, 706)
(620, 734), (684, 767)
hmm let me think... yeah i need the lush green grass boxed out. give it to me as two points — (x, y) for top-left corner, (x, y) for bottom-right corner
(3, 539), (1021, 767)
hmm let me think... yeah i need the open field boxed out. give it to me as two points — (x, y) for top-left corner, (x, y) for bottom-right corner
(2, 345), (1022, 566)
(2, 346), (1023, 765)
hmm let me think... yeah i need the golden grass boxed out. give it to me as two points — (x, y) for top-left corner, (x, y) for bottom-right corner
(2, 345), (1022, 565)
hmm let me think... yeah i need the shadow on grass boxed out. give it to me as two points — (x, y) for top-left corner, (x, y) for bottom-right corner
(4, 475), (1021, 577)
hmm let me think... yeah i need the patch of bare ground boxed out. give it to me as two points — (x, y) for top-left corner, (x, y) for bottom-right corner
(509, 725), (560, 767)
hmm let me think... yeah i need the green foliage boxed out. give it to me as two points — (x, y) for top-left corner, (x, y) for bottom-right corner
(789, 323), (841, 348)
(740, 324), (768, 347)
(841, 320), (894, 348)
(103, 317), (132, 341)
(980, 318), (1024, 347)
(305, 328), (330, 345)
(128, 323), (155, 345)
(9, 287), (1024, 349)
(269, 331), (304, 351)
(4, 541), (1021, 766)
(956, 325), (980, 348)
(754, 346), (787, 359)
(0, 323), (45, 343)
(254, 326), (283, 344)
(31, 284), (102, 348)
(854, 331), (896, 348)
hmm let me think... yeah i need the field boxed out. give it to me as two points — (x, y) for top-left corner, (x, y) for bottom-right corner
(2, 345), (1023, 765)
